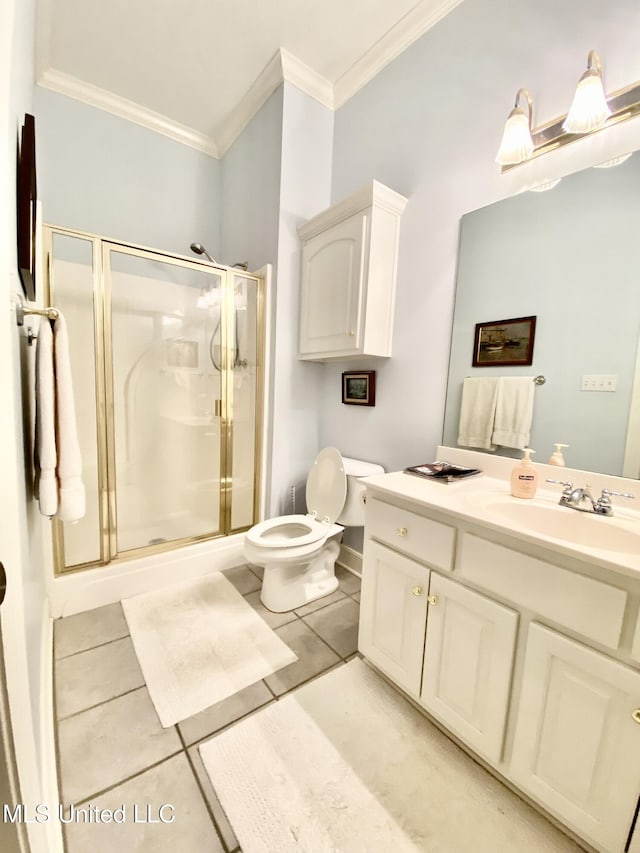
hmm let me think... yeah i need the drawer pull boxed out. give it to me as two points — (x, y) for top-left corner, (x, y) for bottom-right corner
(412, 586), (423, 597)
(633, 709), (640, 725)
(397, 527), (408, 537)
(349, 330), (355, 336)
(427, 595), (439, 606)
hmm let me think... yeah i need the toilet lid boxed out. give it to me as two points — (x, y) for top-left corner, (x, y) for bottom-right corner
(305, 447), (347, 524)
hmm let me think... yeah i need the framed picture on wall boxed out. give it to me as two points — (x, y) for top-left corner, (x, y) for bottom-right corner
(472, 315), (536, 367)
(17, 113), (37, 301)
(342, 371), (376, 406)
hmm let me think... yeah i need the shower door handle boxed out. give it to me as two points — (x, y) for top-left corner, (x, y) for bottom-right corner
(214, 399), (222, 418)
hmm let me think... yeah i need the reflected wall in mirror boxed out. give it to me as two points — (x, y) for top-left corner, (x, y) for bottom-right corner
(442, 152), (640, 478)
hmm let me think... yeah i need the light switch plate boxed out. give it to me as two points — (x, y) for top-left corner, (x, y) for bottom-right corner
(581, 374), (617, 392)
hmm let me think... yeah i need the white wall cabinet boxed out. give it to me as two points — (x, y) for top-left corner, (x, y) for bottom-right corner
(358, 540), (429, 697)
(359, 484), (640, 853)
(420, 573), (518, 764)
(298, 181), (407, 361)
(510, 623), (640, 853)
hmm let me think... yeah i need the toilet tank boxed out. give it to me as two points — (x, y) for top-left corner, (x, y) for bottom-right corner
(337, 456), (385, 526)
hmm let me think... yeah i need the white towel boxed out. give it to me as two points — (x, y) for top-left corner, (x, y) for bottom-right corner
(457, 377), (500, 450)
(34, 319), (58, 517)
(492, 377), (535, 450)
(53, 313), (86, 522)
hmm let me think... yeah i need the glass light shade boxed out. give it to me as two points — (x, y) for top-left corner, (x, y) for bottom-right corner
(496, 108), (534, 165)
(529, 178), (562, 192)
(563, 71), (611, 133)
(593, 152), (633, 169)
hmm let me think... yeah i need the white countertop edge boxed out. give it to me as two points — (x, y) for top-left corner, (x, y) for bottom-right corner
(361, 456), (640, 580)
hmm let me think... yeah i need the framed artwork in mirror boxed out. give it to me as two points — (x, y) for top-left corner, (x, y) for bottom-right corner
(342, 370), (376, 406)
(472, 315), (536, 367)
(17, 113), (37, 301)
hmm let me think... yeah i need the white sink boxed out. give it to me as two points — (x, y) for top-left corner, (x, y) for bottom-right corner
(464, 492), (640, 555)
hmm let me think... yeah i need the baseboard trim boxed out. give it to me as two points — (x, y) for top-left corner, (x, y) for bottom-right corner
(337, 544), (362, 577)
(48, 535), (246, 618)
(39, 603), (64, 853)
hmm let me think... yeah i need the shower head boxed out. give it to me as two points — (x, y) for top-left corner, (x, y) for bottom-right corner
(190, 242), (218, 265)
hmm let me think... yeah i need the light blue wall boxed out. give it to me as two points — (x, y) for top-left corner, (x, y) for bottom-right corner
(220, 87), (283, 271)
(34, 88), (221, 256)
(324, 0), (640, 477)
(269, 83), (333, 516)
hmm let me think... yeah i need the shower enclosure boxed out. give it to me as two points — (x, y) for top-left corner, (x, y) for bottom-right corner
(43, 225), (265, 573)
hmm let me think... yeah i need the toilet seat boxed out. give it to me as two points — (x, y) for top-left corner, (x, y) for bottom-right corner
(246, 448), (348, 553)
(245, 514), (330, 549)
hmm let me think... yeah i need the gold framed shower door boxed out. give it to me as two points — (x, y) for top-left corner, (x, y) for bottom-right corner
(42, 225), (265, 574)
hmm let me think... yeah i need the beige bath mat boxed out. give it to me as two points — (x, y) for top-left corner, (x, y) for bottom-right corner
(122, 573), (296, 727)
(199, 658), (580, 852)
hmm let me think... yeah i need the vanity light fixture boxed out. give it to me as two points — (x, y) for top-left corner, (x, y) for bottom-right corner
(563, 51), (610, 133)
(495, 89), (534, 165)
(497, 49), (640, 171)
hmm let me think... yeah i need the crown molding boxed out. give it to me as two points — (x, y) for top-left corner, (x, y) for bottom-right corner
(36, 1), (460, 160)
(216, 48), (334, 156)
(333, 0), (464, 108)
(280, 49), (334, 109)
(37, 69), (220, 158)
(214, 51), (285, 157)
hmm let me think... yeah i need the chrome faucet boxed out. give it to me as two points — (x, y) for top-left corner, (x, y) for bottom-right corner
(546, 479), (635, 516)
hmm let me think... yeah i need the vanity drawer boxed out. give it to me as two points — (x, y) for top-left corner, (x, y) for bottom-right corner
(365, 496), (455, 571)
(459, 533), (627, 649)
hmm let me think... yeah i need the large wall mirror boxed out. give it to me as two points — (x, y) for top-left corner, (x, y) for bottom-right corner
(442, 151), (640, 478)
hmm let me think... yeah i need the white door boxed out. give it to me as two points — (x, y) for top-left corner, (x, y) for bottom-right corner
(420, 573), (518, 763)
(0, 614), (25, 853)
(510, 623), (640, 853)
(299, 212), (366, 357)
(358, 541), (429, 696)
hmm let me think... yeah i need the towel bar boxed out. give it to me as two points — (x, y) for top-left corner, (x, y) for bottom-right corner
(15, 301), (59, 327)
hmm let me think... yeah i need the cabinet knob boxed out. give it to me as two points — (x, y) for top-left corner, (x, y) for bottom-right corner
(349, 330), (355, 337)
(427, 595), (439, 605)
(632, 709), (640, 725)
(412, 586), (423, 597)
(397, 527), (408, 537)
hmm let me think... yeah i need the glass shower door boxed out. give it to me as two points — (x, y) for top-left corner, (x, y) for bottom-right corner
(105, 246), (226, 554)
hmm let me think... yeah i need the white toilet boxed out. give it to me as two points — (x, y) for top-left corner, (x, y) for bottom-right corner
(244, 447), (383, 612)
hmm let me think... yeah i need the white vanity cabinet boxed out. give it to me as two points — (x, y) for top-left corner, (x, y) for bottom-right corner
(359, 478), (640, 853)
(358, 540), (429, 697)
(297, 181), (407, 361)
(421, 573), (518, 764)
(510, 623), (640, 853)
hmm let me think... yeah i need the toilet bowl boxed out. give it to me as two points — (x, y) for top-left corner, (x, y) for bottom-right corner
(244, 448), (383, 612)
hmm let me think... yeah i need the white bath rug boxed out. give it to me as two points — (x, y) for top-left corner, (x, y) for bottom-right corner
(122, 573), (297, 727)
(199, 658), (581, 853)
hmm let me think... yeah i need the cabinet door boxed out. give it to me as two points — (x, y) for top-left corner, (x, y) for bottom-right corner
(359, 540), (429, 697)
(299, 212), (367, 357)
(420, 574), (518, 763)
(511, 623), (640, 853)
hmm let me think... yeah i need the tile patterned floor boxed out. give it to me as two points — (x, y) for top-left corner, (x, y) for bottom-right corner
(53, 564), (362, 853)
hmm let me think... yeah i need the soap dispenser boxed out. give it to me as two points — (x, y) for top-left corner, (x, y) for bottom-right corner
(548, 443), (569, 466)
(510, 448), (538, 499)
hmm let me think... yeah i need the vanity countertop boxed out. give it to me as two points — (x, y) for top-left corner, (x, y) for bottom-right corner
(362, 469), (640, 580)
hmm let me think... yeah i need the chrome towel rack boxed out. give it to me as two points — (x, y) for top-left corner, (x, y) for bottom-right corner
(15, 297), (59, 346)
